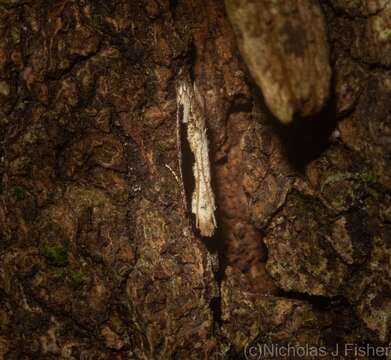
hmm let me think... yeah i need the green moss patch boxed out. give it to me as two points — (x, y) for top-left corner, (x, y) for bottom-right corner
(68, 271), (88, 287)
(11, 186), (26, 200)
(42, 245), (68, 266)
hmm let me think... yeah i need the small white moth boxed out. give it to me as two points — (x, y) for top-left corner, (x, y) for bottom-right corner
(176, 77), (217, 237)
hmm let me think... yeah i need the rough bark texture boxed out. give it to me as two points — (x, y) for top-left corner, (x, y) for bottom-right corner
(0, 0), (390, 359)
(225, 0), (332, 123)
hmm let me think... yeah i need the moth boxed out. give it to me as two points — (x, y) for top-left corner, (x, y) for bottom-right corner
(176, 75), (217, 237)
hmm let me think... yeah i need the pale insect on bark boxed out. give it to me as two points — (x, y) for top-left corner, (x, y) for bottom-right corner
(176, 77), (217, 237)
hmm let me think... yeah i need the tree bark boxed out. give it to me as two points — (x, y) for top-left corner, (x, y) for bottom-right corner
(0, 0), (390, 359)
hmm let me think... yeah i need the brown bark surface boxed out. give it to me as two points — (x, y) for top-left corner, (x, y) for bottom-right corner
(0, 0), (390, 359)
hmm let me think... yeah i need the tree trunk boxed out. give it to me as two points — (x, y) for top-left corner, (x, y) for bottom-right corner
(0, 0), (390, 359)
